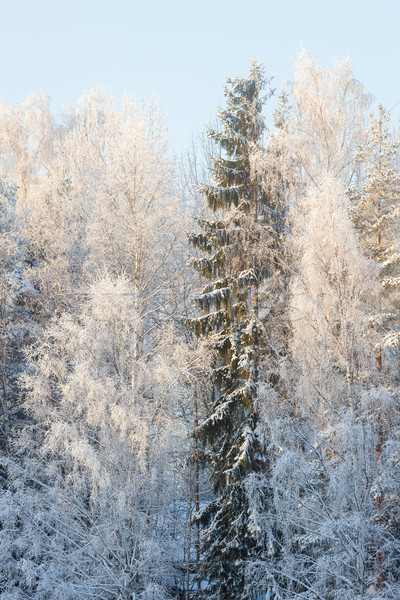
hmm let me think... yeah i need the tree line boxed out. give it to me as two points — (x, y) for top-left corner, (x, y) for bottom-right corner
(0, 49), (399, 600)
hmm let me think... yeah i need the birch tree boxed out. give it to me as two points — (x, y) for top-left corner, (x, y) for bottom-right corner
(0, 90), (195, 599)
(249, 51), (400, 599)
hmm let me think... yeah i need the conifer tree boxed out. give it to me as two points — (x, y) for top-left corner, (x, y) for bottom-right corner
(349, 104), (400, 591)
(350, 104), (400, 352)
(189, 61), (283, 600)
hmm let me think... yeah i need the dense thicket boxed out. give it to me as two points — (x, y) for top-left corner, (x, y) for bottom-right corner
(0, 52), (399, 600)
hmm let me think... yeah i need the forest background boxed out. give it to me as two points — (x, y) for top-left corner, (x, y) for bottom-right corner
(1, 2), (400, 600)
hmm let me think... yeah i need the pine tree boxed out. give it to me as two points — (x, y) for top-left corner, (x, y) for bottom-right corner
(189, 60), (283, 600)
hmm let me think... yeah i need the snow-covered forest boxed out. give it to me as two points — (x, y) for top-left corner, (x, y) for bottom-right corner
(1, 49), (400, 600)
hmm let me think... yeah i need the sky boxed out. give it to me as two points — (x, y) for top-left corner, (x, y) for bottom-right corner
(1, 0), (400, 154)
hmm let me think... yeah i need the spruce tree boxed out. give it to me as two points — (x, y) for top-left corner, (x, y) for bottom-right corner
(189, 61), (281, 600)
(349, 105), (400, 591)
(350, 104), (400, 352)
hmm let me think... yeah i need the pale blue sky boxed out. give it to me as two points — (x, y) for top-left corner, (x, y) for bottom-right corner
(1, 0), (399, 153)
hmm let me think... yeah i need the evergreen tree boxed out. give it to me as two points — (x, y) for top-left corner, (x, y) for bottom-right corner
(0, 180), (31, 456)
(189, 60), (283, 600)
(349, 104), (400, 592)
(350, 104), (400, 353)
